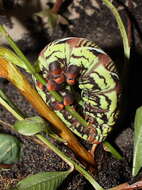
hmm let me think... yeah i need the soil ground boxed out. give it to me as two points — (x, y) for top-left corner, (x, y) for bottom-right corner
(0, 0), (142, 189)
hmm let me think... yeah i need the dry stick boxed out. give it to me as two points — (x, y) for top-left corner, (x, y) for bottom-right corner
(0, 164), (13, 169)
(0, 57), (95, 166)
(109, 180), (142, 190)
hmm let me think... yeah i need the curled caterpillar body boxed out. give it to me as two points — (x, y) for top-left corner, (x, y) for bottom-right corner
(35, 37), (120, 144)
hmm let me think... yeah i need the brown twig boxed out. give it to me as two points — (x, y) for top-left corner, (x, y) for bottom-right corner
(0, 164), (13, 169)
(109, 180), (142, 190)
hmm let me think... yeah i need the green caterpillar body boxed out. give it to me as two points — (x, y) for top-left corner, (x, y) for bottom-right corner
(35, 37), (120, 144)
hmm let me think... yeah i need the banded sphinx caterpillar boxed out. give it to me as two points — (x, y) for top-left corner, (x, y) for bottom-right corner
(34, 37), (120, 145)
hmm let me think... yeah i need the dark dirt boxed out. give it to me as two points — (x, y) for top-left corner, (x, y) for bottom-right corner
(0, 0), (142, 189)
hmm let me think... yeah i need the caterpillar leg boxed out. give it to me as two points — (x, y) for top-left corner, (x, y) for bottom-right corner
(90, 144), (98, 157)
(36, 81), (44, 90)
(51, 94), (74, 110)
(51, 101), (64, 110)
(47, 79), (59, 91)
(63, 94), (74, 106)
(86, 124), (101, 157)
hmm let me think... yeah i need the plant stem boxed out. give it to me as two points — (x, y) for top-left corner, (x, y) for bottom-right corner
(36, 134), (104, 190)
(0, 119), (14, 128)
(0, 25), (45, 84)
(0, 26), (35, 74)
(109, 180), (142, 190)
(0, 89), (24, 118)
(0, 96), (23, 121)
(103, 141), (123, 160)
(102, 0), (130, 60)
(0, 47), (29, 72)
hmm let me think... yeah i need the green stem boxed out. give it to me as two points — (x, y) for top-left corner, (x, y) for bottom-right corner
(36, 134), (104, 190)
(0, 25), (45, 84)
(66, 105), (88, 126)
(0, 96), (23, 121)
(0, 89), (24, 118)
(0, 47), (28, 71)
(0, 25), (35, 75)
(103, 141), (123, 160)
(102, 0), (130, 59)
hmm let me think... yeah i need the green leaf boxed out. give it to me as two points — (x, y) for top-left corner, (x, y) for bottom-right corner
(14, 116), (47, 136)
(14, 170), (71, 190)
(0, 133), (21, 164)
(132, 106), (142, 176)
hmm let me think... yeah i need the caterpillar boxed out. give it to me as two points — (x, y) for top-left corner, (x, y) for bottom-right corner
(34, 37), (120, 145)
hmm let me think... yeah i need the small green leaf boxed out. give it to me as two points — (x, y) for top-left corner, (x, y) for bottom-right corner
(14, 170), (71, 190)
(132, 106), (142, 176)
(0, 133), (21, 164)
(14, 116), (47, 136)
